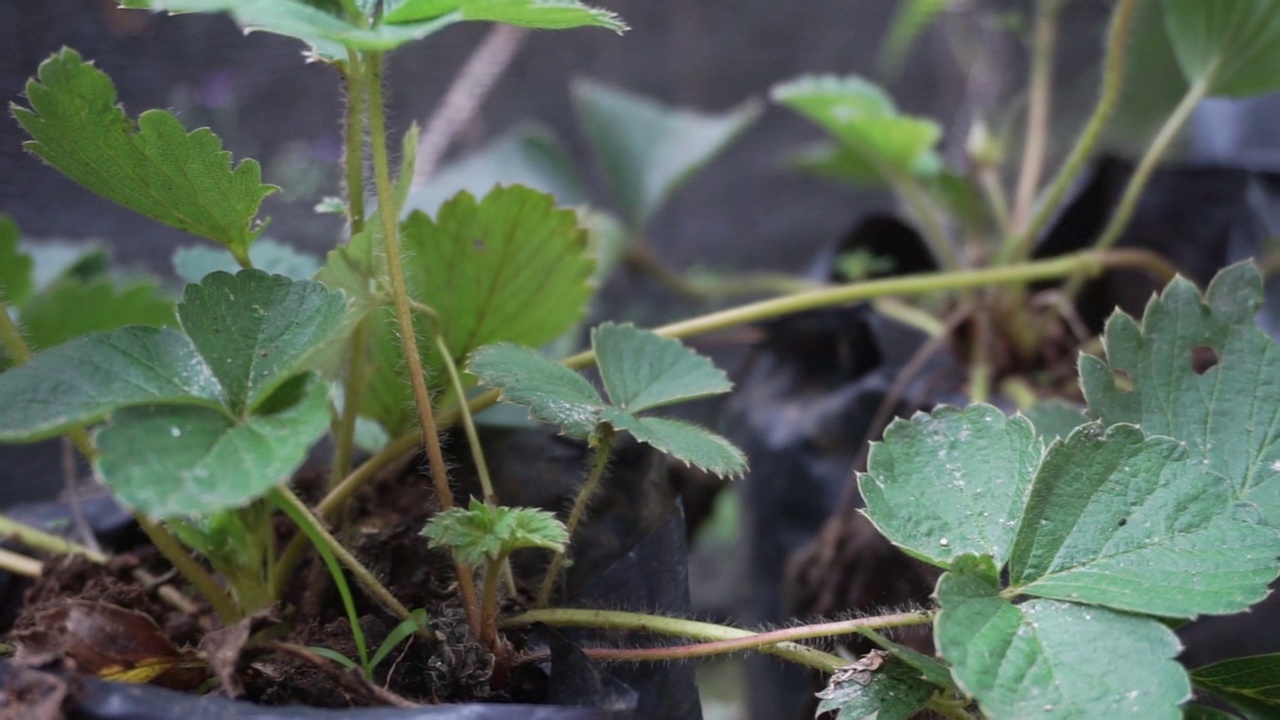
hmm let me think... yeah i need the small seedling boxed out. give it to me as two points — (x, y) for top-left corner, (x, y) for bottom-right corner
(423, 500), (568, 650)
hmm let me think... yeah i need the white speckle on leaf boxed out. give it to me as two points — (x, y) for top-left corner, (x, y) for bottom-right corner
(1272, 460), (1280, 473)
(939, 538), (949, 547)
(170, 426), (182, 438)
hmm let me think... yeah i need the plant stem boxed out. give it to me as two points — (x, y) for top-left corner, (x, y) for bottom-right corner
(1060, 73), (1211, 301)
(0, 547), (43, 578)
(504, 608), (932, 672)
(364, 51), (481, 636)
(0, 514), (106, 562)
(343, 51), (366, 237)
(271, 487), (429, 640)
(537, 426), (616, 608)
(1000, 0), (1142, 263)
(135, 514), (239, 623)
(578, 610), (932, 664)
(329, 318), (369, 488)
(1011, 0), (1064, 231)
(1092, 76), (1210, 254)
(892, 174), (960, 269)
(480, 558), (503, 651)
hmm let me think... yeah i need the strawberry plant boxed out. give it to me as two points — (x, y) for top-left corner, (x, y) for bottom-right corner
(0, 0), (1277, 717)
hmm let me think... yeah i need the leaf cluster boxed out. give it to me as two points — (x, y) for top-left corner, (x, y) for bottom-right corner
(468, 322), (747, 478)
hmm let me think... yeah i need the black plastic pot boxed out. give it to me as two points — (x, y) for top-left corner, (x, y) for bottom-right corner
(724, 158), (1280, 720)
(0, 426), (702, 720)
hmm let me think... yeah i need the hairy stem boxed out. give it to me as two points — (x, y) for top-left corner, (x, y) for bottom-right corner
(480, 558), (503, 651)
(364, 51), (481, 636)
(503, 608), (934, 672)
(537, 426), (616, 608)
(1000, 0), (1142, 263)
(1011, 0), (1064, 231)
(343, 51), (366, 237)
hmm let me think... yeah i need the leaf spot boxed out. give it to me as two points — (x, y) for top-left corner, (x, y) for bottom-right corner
(1190, 345), (1219, 375)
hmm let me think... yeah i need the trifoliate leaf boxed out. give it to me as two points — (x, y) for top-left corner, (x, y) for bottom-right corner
(12, 49), (276, 258)
(384, 0), (626, 33)
(936, 554), (1189, 720)
(573, 80), (759, 228)
(1192, 654), (1280, 717)
(95, 375), (330, 518)
(1023, 399), (1087, 442)
(121, 0), (460, 61)
(173, 240), (321, 284)
(0, 327), (225, 442)
(17, 277), (176, 353)
(1009, 422), (1280, 617)
(1161, 0), (1280, 97)
(593, 322), (732, 412)
(1080, 263), (1280, 526)
(0, 216), (33, 306)
(468, 342), (604, 439)
(421, 498), (569, 567)
(601, 409), (746, 479)
(178, 270), (347, 413)
(814, 653), (934, 720)
(403, 124), (585, 216)
(772, 75), (942, 187)
(859, 404), (1040, 568)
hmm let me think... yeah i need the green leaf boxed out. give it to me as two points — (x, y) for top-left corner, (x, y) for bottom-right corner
(601, 409), (746, 479)
(384, 0), (626, 32)
(18, 277), (176, 353)
(1009, 423), (1280, 617)
(0, 327), (225, 442)
(858, 629), (955, 692)
(467, 342), (604, 438)
(1080, 264), (1280, 526)
(1192, 655), (1280, 717)
(369, 608), (430, 671)
(1023, 399), (1087, 442)
(308, 646), (360, 670)
(0, 216), (33, 306)
(96, 375), (330, 518)
(573, 79), (761, 227)
(120, 1), (460, 61)
(814, 654), (935, 720)
(1161, 0), (1280, 97)
(400, 184), (594, 371)
(178, 270), (347, 413)
(592, 322), (733, 412)
(772, 75), (942, 187)
(173, 240), (321, 284)
(421, 498), (568, 567)
(859, 404), (1041, 568)
(403, 124), (585, 216)
(12, 49), (276, 256)
(936, 554), (1190, 720)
